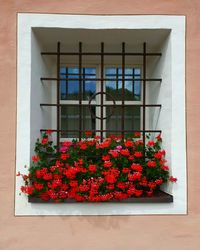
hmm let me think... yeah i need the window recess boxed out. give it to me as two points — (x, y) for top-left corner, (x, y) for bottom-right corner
(40, 42), (162, 148)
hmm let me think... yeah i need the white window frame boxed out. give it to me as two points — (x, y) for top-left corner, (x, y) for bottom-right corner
(60, 64), (143, 140)
(16, 14), (186, 215)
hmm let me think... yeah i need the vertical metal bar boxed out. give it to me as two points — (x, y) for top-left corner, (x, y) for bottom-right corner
(143, 43), (146, 148)
(121, 42), (125, 140)
(100, 43), (104, 141)
(132, 68), (135, 99)
(66, 67), (68, 98)
(56, 42), (61, 149)
(79, 42), (82, 141)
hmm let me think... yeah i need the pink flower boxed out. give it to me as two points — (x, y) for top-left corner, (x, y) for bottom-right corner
(116, 145), (122, 151)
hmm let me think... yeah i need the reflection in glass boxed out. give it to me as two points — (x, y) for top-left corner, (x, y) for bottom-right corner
(60, 67), (96, 100)
(106, 106), (140, 137)
(105, 67), (141, 101)
(61, 106), (95, 138)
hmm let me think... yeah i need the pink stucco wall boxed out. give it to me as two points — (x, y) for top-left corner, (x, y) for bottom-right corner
(0, 0), (200, 249)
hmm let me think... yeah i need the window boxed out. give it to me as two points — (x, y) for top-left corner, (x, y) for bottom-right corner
(60, 66), (142, 139)
(16, 14), (186, 215)
(40, 42), (162, 146)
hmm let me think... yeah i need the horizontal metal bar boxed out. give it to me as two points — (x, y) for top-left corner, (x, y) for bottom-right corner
(41, 77), (162, 82)
(41, 52), (162, 56)
(40, 129), (162, 133)
(40, 103), (162, 107)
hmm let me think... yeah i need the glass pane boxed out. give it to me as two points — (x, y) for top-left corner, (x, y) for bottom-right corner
(83, 68), (96, 100)
(124, 106), (140, 131)
(105, 67), (141, 101)
(60, 67), (96, 100)
(106, 107), (122, 136)
(106, 106), (140, 137)
(61, 106), (95, 138)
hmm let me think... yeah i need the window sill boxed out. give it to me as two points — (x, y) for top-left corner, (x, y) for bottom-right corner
(28, 190), (173, 203)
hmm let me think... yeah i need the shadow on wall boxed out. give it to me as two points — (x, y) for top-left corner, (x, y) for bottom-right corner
(60, 215), (130, 230)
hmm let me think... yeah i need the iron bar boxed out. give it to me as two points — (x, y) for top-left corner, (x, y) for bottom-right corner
(56, 42), (60, 149)
(41, 77), (162, 82)
(132, 68), (135, 98)
(41, 129), (162, 133)
(78, 42), (82, 141)
(40, 103), (162, 107)
(100, 43), (104, 141)
(66, 67), (68, 98)
(143, 43), (146, 148)
(121, 42), (125, 139)
(41, 52), (162, 56)
(40, 41), (162, 147)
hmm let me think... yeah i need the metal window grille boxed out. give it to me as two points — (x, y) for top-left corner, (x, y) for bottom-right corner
(40, 42), (162, 149)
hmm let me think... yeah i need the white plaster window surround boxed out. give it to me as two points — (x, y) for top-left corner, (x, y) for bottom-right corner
(16, 13), (186, 215)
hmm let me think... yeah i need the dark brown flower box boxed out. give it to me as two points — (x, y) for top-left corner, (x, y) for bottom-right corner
(28, 190), (173, 203)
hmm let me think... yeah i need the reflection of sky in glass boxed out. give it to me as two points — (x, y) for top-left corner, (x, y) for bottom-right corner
(60, 67), (96, 99)
(105, 67), (141, 100)
(60, 67), (141, 100)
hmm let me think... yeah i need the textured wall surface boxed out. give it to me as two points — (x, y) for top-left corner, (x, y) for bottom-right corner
(0, 0), (200, 249)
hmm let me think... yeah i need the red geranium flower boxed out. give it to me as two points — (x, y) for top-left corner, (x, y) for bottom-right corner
(41, 138), (48, 145)
(147, 161), (157, 168)
(102, 155), (110, 161)
(43, 173), (53, 180)
(121, 149), (130, 156)
(156, 134), (162, 141)
(103, 161), (112, 168)
(60, 153), (70, 161)
(131, 163), (143, 172)
(155, 178), (163, 185)
(154, 151), (163, 159)
(161, 165), (169, 171)
(122, 168), (130, 173)
(124, 140), (133, 147)
(32, 155), (40, 162)
(134, 151), (143, 158)
(108, 150), (119, 158)
(169, 176), (177, 182)
(105, 174), (117, 184)
(134, 132), (141, 137)
(34, 182), (44, 190)
(16, 171), (21, 176)
(85, 131), (92, 136)
(128, 172), (142, 181)
(88, 164), (97, 173)
(147, 140), (155, 146)
(79, 143), (87, 150)
(46, 129), (52, 135)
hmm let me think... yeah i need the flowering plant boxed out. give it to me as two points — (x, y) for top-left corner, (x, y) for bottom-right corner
(18, 131), (177, 202)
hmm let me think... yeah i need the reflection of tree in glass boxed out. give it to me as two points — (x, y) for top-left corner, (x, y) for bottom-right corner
(106, 86), (140, 101)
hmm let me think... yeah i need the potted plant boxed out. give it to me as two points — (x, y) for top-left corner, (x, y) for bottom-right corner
(17, 131), (177, 202)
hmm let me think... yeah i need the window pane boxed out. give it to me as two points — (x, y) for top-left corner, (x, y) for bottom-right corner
(61, 106), (95, 138)
(105, 67), (141, 101)
(60, 67), (96, 100)
(83, 68), (96, 100)
(106, 106), (140, 137)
